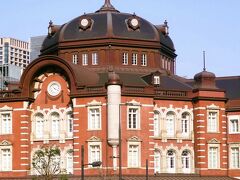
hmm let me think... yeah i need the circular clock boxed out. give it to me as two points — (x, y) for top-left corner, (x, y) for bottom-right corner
(81, 18), (89, 27)
(47, 81), (61, 96)
(131, 18), (139, 27)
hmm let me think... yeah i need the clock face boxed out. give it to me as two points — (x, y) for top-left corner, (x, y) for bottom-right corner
(81, 18), (89, 27)
(131, 18), (139, 27)
(47, 81), (61, 96)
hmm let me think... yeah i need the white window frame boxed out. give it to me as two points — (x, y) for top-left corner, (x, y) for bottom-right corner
(0, 112), (12, 135)
(67, 113), (73, 137)
(182, 150), (191, 173)
(66, 150), (73, 174)
(122, 52), (128, 65)
(88, 107), (101, 130)
(181, 112), (190, 137)
(132, 53), (137, 65)
(229, 116), (240, 134)
(167, 150), (176, 173)
(72, 54), (78, 64)
(166, 112), (175, 137)
(207, 110), (219, 133)
(82, 53), (88, 66)
(127, 142), (141, 168)
(141, 53), (147, 66)
(92, 52), (98, 65)
(154, 150), (161, 173)
(230, 146), (240, 169)
(51, 112), (60, 138)
(208, 145), (220, 169)
(153, 76), (160, 85)
(127, 106), (140, 130)
(88, 142), (102, 166)
(0, 142), (12, 172)
(35, 113), (44, 139)
(154, 111), (160, 137)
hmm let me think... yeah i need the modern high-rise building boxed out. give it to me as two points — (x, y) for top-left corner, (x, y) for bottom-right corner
(0, 38), (30, 89)
(30, 35), (46, 62)
(0, 37), (30, 68)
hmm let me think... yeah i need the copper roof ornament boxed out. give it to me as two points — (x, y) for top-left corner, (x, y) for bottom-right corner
(96, 0), (119, 12)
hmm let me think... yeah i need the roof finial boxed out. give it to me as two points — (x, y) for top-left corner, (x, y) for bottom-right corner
(203, 51), (206, 71)
(96, 0), (119, 12)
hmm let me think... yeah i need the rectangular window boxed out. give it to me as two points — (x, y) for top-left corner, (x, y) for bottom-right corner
(66, 152), (73, 174)
(72, 54), (78, 64)
(128, 144), (140, 167)
(207, 111), (218, 132)
(123, 52), (128, 65)
(82, 53), (88, 66)
(141, 53), (147, 66)
(231, 147), (240, 169)
(128, 108), (139, 129)
(154, 113), (160, 137)
(1, 113), (11, 134)
(92, 52), (98, 65)
(132, 53), (137, 65)
(1, 149), (11, 171)
(208, 147), (218, 169)
(67, 114), (73, 137)
(153, 76), (160, 85)
(230, 119), (239, 133)
(89, 145), (101, 164)
(89, 108), (101, 130)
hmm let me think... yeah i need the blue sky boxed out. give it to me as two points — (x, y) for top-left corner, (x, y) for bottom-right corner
(1, 0), (239, 78)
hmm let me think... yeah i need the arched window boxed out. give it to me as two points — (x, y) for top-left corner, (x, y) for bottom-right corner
(182, 150), (191, 173)
(167, 150), (176, 173)
(181, 112), (190, 137)
(67, 113), (73, 137)
(154, 111), (160, 137)
(51, 112), (60, 138)
(35, 113), (44, 139)
(166, 112), (175, 137)
(154, 150), (161, 173)
(66, 150), (73, 174)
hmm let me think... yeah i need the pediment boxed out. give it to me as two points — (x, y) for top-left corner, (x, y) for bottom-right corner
(87, 100), (102, 106)
(128, 136), (142, 142)
(208, 138), (220, 144)
(87, 136), (101, 142)
(0, 140), (12, 146)
(0, 105), (12, 111)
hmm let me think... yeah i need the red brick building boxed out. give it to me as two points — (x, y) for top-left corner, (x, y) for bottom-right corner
(0, 0), (239, 179)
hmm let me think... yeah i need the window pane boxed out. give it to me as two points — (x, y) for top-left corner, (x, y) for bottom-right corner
(2, 113), (11, 134)
(128, 108), (138, 129)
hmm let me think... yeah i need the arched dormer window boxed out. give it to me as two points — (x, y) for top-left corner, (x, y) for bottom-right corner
(35, 113), (44, 139)
(51, 112), (60, 138)
(166, 112), (175, 137)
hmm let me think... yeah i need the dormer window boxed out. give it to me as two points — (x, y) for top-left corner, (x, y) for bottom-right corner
(72, 54), (78, 64)
(92, 52), (98, 65)
(141, 53), (147, 66)
(153, 75), (160, 85)
(132, 53), (137, 65)
(123, 52), (128, 65)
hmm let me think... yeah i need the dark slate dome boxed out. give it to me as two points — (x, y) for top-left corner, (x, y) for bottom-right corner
(41, 0), (175, 52)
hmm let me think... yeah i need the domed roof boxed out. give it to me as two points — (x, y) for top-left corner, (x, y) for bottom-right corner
(41, 0), (175, 52)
